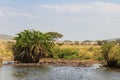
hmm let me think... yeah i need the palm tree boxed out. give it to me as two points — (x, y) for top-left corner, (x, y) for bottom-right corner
(13, 30), (54, 63)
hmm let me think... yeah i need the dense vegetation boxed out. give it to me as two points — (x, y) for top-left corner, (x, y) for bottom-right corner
(1, 30), (120, 68)
(51, 45), (102, 60)
(51, 46), (79, 59)
(102, 42), (120, 67)
(0, 41), (102, 61)
(12, 30), (54, 63)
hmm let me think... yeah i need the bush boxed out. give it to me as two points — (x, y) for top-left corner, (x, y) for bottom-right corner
(93, 54), (104, 60)
(51, 46), (79, 59)
(108, 46), (120, 67)
(101, 41), (120, 67)
(101, 42), (116, 61)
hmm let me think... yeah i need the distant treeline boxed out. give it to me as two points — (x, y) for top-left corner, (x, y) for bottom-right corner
(55, 40), (115, 46)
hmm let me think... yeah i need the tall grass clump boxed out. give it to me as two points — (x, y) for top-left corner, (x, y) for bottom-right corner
(101, 41), (120, 67)
(51, 46), (79, 59)
(108, 46), (120, 67)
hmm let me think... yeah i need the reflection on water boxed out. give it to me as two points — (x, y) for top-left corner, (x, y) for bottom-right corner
(0, 65), (120, 80)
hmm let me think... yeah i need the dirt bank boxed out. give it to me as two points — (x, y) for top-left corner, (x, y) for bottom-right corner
(39, 59), (100, 67)
(5, 59), (100, 67)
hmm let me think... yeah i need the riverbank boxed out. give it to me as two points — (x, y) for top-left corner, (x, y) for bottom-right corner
(3, 59), (100, 67)
(39, 59), (100, 67)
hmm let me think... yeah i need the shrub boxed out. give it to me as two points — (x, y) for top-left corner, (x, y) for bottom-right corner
(101, 42), (116, 61)
(51, 46), (79, 59)
(108, 46), (120, 67)
(101, 41), (120, 67)
(51, 46), (62, 59)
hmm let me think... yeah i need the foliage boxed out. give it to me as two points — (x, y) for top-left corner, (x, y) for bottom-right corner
(13, 29), (54, 63)
(51, 46), (79, 59)
(101, 41), (120, 67)
(101, 42), (116, 61)
(0, 40), (103, 61)
(50, 45), (102, 60)
(79, 51), (91, 60)
(96, 40), (103, 46)
(45, 32), (63, 41)
(108, 46), (120, 67)
(96, 40), (108, 46)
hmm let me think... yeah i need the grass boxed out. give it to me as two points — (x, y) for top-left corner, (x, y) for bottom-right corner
(0, 41), (14, 61)
(0, 41), (102, 61)
(51, 46), (79, 59)
(51, 45), (102, 60)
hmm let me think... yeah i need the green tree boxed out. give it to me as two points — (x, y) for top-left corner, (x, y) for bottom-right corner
(45, 32), (63, 41)
(13, 30), (54, 63)
(96, 40), (103, 45)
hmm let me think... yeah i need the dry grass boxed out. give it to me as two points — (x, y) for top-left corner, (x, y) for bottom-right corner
(58, 45), (102, 60)
(0, 41), (14, 61)
(0, 41), (102, 61)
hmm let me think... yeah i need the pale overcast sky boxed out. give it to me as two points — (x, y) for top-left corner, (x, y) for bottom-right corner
(0, 0), (120, 41)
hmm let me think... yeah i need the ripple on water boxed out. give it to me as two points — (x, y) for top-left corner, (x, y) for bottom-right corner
(0, 66), (120, 80)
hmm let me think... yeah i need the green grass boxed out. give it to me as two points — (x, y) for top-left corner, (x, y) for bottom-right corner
(51, 45), (102, 60)
(0, 41), (102, 61)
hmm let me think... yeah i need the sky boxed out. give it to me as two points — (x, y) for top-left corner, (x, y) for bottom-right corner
(0, 0), (120, 41)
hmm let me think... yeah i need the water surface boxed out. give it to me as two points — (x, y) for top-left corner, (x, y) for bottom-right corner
(0, 65), (120, 80)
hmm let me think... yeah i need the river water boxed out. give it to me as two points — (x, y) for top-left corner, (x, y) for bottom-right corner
(0, 65), (120, 80)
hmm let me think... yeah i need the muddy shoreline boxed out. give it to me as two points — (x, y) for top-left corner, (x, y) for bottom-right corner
(3, 59), (100, 67)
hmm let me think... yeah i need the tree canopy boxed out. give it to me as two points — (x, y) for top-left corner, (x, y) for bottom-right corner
(13, 29), (54, 63)
(45, 32), (63, 41)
